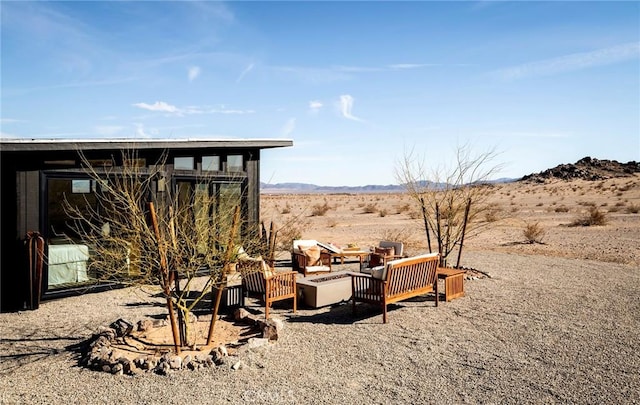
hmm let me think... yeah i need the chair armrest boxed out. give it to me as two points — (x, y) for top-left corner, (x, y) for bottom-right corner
(291, 250), (308, 271)
(351, 274), (385, 299)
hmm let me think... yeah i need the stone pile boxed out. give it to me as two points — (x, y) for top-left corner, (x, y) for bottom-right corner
(80, 312), (285, 376)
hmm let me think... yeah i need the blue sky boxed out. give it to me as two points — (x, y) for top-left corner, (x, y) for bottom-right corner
(1, 1), (639, 186)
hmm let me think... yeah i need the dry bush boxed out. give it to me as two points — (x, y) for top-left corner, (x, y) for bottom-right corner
(281, 203), (292, 214)
(407, 210), (421, 220)
(569, 207), (608, 227)
(362, 203), (378, 214)
(396, 203), (411, 214)
(310, 201), (331, 216)
(327, 218), (338, 228)
(378, 228), (416, 251)
(554, 205), (570, 213)
(626, 204), (640, 214)
(484, 206), (501, 222)
(379, 209), (388, 217)
(523, 221), (546, 244)
(275, 220), (306, 251)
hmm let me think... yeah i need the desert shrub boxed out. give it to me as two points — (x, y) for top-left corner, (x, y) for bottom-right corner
(484, 206), (501, 222)
(281, 203), (292, 215)
(362, 203), (377, 214)
(310, 201), (331, 216)
(626, 204), (640, 214)
(536, 202), (543, 207)
(378, 228), (415, 250)
(407, 210), (421, 220)
(523, 222), (546, 244)
(276, 221), (305, 251)
(554, 205), (570, 213)
(396, 203), (411, 214)
(379, 209), (388, 217)
(608, 206), (620, 213)
(569, 207), (608, 227)
(327, 218), (338, 228)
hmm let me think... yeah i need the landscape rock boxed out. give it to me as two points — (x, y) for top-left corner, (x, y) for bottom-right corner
(234, 308), (251, 321)
(109, 318), (133, 337)
(136, 319), (154, 332)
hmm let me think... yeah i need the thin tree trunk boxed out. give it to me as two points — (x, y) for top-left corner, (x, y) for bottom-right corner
(436, 203), (443, 267)
(420, 197), (432, 253)
(149, 202), (181, 354)
(456, 198), (472, 269)
(207, 206), (241, 345)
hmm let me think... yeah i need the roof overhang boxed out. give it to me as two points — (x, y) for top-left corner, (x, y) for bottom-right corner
(0, 138), (293, 152)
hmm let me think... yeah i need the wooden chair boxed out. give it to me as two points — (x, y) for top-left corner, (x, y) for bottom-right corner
(361, 240), (405, 273)
(291, 240), (332, 276)
(237, 260), (297, 319)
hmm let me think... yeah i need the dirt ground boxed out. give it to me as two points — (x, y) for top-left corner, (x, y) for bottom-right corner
(261, 175), (640, 267)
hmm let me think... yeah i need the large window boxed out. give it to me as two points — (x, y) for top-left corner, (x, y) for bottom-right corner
(46, 177), (98, 289)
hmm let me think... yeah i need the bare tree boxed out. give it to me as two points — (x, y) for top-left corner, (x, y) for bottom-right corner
(396, 144), (503, 268)
(62, 149), (264, 353)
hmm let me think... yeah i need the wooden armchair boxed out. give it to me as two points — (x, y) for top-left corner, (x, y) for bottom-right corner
(237, 260), (297, 319)
(361, 241), (405, 273)
(291, 240), (332, 276)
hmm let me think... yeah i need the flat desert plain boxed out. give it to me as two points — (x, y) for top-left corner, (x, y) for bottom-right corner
(1, 176), (639, 404)
(262, 176), (640, 267)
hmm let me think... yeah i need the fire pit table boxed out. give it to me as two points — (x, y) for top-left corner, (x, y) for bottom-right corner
(296, 271), (357, 308)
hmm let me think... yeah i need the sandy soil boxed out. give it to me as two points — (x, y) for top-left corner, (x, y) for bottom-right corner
(1, 176), (639, 403)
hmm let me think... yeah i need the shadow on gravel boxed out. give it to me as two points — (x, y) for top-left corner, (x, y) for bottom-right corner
(287, 301), (406, 325)
(0, 333), (85, 375)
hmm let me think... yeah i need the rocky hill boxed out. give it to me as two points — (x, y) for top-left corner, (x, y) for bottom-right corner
(521, 157), (640, 183)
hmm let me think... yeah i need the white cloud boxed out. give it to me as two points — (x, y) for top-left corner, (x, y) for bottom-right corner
(133, 101), (255, 116)
(495, 42), (640, 80)
(94, 125), (125, 136)
(188, 66), (201, 82)
(338, 94), (364, 122)
(133, 101), (179, 113)
(309, 100), (323, 113)
(281, 118), (296, 137)
(236, 63), (255, 83)
(388, 63), (434, 69)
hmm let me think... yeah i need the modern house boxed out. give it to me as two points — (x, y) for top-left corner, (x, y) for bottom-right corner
(0, 138), (292, 312)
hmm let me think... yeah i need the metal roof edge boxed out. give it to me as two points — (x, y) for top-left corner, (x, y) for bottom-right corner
(0, 138), (293, 152)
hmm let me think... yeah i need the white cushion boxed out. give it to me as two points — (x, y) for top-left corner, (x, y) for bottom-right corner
(304, 265), (331, 273)
(369, 266), (386, 280)
(293, 239), (319, 252)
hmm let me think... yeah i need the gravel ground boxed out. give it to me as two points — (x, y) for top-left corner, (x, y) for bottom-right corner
(1, 251), (639, 404)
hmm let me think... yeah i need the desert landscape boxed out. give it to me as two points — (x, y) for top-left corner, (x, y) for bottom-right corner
(1, 160), (639, 404)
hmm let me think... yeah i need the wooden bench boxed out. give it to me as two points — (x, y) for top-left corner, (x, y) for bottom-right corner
(351, 253), (439, 323)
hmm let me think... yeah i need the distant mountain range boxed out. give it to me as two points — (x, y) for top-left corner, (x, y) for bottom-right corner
(260, 178), (515, 194)
(261, 157), (640, 193)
